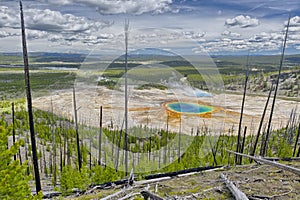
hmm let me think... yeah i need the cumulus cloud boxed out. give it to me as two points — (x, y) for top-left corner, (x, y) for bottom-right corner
(39, 0), (174, 15)
(0, 6), (19, 28)
(182, 31), (205, 39)
(225, 15), (259, 28)
(0, 30), (19, 38)
(285, 16), (300, 35)
(0, 5), (115, 46)
(48, 34), (63, 42)
(288, 16), (300, 27)
(27, 30), (48, 40)
(222, 30), (241, 38)
(193, 30), (285, 53)
(25, 9), (112, 33)
(249, 32), (270, 43)
(0, 6), (112, 33)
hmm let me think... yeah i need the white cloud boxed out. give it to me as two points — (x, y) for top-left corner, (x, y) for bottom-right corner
(222, 30), (241, 38)
(25, 9), (112, 33)
(182, 31), (205, 39)
(0, 5), (116, 46)
(288, 16), (300, 27)
(225, 15), (259, 28)
(48, 34), (63, 42)
(0, 6), (112, 33)
(0, 6), (19, 28)
(27, 30), (48, 40)
(47, 0), (72, 5)
(249, 32), (270, 43)
(0, 30), (19, 38)
(41, 0), (174, 15)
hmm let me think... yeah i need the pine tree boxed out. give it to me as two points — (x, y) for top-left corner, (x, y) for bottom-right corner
(0, 124), (41, 199)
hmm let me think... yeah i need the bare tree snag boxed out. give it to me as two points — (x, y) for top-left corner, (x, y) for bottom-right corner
(98, 106), (103, 165)
(124, 19), (129, 176)
(73, 87), (82, 171)
(19, 0), (41, 193)
(262, 16), (291, 156)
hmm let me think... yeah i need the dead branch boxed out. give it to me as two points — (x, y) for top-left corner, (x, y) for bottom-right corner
(252, 187), (293, 199)
(226, 150), (300, 176)
(100, 187), (133, 200)
(220, 173), (249, 200)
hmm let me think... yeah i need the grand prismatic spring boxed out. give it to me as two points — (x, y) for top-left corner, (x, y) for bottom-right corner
(165, 102), (214, 115)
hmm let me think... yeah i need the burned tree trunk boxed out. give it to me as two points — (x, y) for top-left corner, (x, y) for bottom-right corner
(293, 123), (300, 157)
(239, 126), (247, 164)
(19, 0), (41, 193)
(98, 106), (103, 165)
(73, 87), (82, 171)
(262, 16), (290, 156)
(12, 102), (16, 161)
(251, 84), (273, 158)
(124, 19), (129, 176)
(236, 58), (249, 164)
(51, 98), (57, 186)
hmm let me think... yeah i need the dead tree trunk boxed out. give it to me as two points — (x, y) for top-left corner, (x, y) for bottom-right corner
(262, 16), (290, 156)
(19, 0), (41, 193)
(251, 84), (273, 158)
(236, 59), (249, 164)
(208, 135), (218, 166)
(98, 106), (103, 165)
(178, 116), (182, 163)
(227, 149), (300, 176)
(42, 145), (47, 177)
(50, 98), (57, 186)
(124, 19), (129, 177)
(293, 123), (300, 157)
(73, 87), (82, 171)
(63, 125), (67, 168)
(220, 173), (249, 200)
(239, 126), (247, 164)
(59, 122), (63, 172)
(12, 102), (16, 161)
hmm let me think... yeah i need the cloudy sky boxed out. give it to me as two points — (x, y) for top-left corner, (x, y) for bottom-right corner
(0, 0), (300, 55)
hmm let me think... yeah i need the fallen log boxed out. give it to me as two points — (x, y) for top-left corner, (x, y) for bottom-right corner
(263, 157), (300, 162)
(226, 150), (300, 176)
(140, 190), (164, 200)
(220, 173), (249, 200)
(100, 187), (133, 200)
(119, 192), (140, 200)
(144, 165), (222, 180)
(42, 191), (62, 199)
(136, 177), (171, 186)
(87, 178), (129, 192)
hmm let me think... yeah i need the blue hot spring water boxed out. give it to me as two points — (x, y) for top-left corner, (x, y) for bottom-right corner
(166, 102), (213, 114)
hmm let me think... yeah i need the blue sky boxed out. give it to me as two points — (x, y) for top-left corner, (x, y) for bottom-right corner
(0, 0), (300, 55)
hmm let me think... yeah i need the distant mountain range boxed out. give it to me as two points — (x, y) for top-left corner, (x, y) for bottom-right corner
(1, 50), (300, 66)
